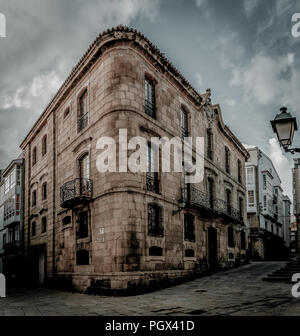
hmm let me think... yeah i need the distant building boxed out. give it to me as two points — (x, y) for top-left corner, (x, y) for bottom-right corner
(246, 147), (287, 260)
(282, 195), (291, 248)
(0, 155), (24, 284)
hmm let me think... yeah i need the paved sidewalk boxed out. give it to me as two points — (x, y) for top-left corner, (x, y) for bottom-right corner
(0, 262), (299, 316)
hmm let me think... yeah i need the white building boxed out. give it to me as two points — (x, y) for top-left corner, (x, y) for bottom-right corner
(246, 147), (287, 260)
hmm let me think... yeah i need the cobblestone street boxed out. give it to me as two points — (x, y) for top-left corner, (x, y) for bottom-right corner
(1, 262), (299, 316)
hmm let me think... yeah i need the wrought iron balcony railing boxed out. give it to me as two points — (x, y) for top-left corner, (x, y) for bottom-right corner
(182, 186), (243, 224)
(145, 100), (156, 119)
(61, 178), (93, 208)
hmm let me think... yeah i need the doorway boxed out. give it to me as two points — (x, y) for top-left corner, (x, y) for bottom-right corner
(208, 227), (218, 270)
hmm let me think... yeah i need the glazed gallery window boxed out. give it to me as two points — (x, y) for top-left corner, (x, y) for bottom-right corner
(181, 108), (189, 139)
(228, 226), (235, 248)
(4, 168), (16, 194)
(4, 198), (15, 221)
(263, 174), (267, 190)
(78, 89), (88, 132)
(144, 77), (156, 119)
(248, 190), (255, 207)
(184, 213), (195, 242)
(146, 143), (159, 193)
(77, 211), (89, 239)
(246, 167), (254, 185)
(42, 135), (47, 156)
(148, 203), (164, 236)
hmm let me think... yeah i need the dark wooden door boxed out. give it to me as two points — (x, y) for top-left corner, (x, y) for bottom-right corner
(208, 227), (218, 270)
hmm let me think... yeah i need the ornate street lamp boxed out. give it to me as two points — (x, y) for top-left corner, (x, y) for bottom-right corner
(270, 107), (298, 153)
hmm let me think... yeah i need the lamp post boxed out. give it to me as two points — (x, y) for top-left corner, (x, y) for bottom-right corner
(270, 107), (298, 153)
(270, 107), (299, 253)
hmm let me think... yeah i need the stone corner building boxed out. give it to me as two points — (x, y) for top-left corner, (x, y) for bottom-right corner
(20, 25), (249, 293)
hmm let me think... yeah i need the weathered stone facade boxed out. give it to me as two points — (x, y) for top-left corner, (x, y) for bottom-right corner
(20, 26), (249, 293)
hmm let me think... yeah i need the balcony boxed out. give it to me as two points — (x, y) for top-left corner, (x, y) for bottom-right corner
(61, 178), (93, 208)
(182, 186), (243, 224)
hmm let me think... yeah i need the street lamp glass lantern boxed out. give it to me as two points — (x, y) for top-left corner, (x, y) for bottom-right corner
(271, 107), (298, 149)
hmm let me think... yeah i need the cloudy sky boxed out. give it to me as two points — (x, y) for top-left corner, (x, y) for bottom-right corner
(0, 0), (299, 199)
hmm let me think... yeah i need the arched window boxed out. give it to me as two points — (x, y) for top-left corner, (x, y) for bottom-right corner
(148, 203), (163, 236)
(144, 77), (156, 118)
(32, 147), (37, 166)
(76, 249), (89, 265)
(149, 246), (163, 256)
(42, 135), (47, 156)
(32, 190), (37, 207)
(78, 89), (88, 132)
(228, 226), (235, 247)
(42, 182), (47, 201)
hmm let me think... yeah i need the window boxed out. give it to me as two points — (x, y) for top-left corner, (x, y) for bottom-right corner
(16, 166), (21, 185)
(79, 154), (90, 180)
(77, 211), (88, 239)
(241, 231), (246, 250)
(64, 107), (70, 119)
(32, 147), (37, 166)
(149, 246), (163, 257)
(184, 214), (195, 242)
(207, 129), (213, 160)
(4, 198), (15, 221)
(248, 190), (255, 207)
(42, 182), (47, 201)
(144, 77), (156, 118)
(78, 89), (88, 132)
(42, 135), (47, 156)
(239, 197), (244, 220)
(32, 190), (37, 207)
(146, 143), (159, 193)
(63, 216), (71, 225)
(208, 178), (214, 209)
(226, 189), (232, 214)
(238, 160), (242, 183)
(263, 195), (267, 210)
(225, 147), (230, 174)
(3, 234), (6, 248)
(228, 226), (235, 248)
(263, 174), (267, 190)
(31, 222), (36, 237)
(148, 203), (164, 236)
(185, 249), (195, 257)
(76, 250), (89, 265)
(181, 108), (189, 139)
(15, 225), (20, 242)
(4, 169), (16, 194)
(41, 217), (47, 233)
(246, 167), (254, 184)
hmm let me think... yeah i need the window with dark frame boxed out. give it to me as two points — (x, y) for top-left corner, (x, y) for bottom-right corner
(78, 89), (88, 132)
(239, 197), (244, 221)
(228, 226), (235, 247)
(149, 246), (163, 256)
(241, 231), (246, 250)
(77, 211), (89, 239)
(225, 146), (230, 174)
(76, 249), (89, 265)
(3, 234), (6, 248)
(144, 77), (156, 118)
(207, 129), (213, 160)
(146, 143), (159, 193)
(32, 190), (37, 207)
(32, 147), (37, 166)
(208, 178), (214, 209)
(238, 159), (242, 183)
(184, 213), (195, 242)
(42, 182), (47, 201)
(31, 222), (36, 237)
(63, 216), (72, 225)
(185, 249), (195, 257)
(148, 203), (164, 236)
(42, 135), (47, 156)
(41, 217), (47, 233)
(181, 108), (189, 139)
(226, 189), (232, 214)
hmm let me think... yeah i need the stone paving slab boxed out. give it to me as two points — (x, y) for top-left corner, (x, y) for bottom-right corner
(0, 262), (299, 316)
